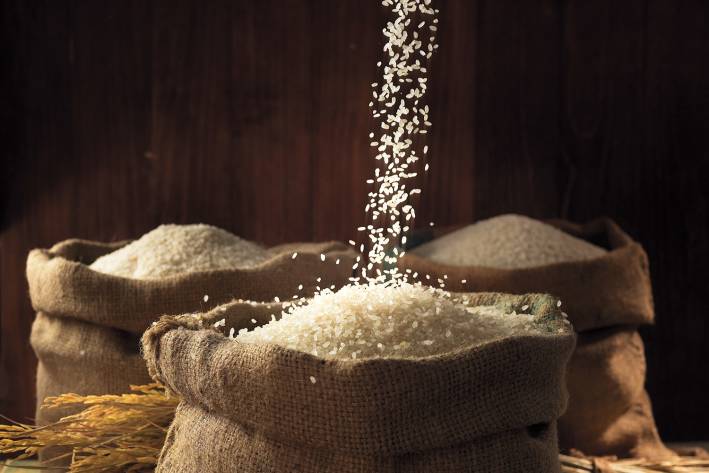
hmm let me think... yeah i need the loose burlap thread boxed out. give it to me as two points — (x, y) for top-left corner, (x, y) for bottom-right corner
(142, 292), (576, 473)
(398, 218), (673, 459)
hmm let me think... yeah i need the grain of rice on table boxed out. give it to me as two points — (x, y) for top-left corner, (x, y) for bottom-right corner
(411, 214), (606, 269)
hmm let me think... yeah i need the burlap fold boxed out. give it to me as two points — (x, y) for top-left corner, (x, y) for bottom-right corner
(142, 292), (576, 473)
(398, 217), (672, 459)
(27, 237), (356, 427)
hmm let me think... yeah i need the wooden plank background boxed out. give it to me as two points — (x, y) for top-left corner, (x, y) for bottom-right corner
(2, 0), (708, 441)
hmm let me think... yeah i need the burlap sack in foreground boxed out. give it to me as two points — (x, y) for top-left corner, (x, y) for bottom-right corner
(27, 237), (357, 428)
(398, 218), (673, 459)
(142, 292), (575, 473)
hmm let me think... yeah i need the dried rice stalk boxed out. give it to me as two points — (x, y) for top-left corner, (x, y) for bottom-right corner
(560, 453), (709, 472)
(0, 384), (178, 472)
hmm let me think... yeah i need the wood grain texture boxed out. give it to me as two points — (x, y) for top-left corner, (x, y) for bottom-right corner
(2, 0), (708, 441)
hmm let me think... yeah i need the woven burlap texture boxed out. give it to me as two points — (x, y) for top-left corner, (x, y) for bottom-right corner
(143, 292), (575, 473)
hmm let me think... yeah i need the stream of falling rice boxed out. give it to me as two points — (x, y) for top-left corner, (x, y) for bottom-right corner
(354, 0), (439, 285)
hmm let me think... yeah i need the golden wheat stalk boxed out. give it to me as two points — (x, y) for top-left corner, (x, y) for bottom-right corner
(0, 384), (178, 472)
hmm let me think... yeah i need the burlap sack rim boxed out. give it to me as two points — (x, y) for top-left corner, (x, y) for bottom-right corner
(142, 292), (576, 455)
(27, 238), (356, 334)
(399, 217), (654, 330)
(144, 291), (572, 368)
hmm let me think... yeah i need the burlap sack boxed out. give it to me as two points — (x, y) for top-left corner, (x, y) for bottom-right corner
(398, 217), (673, 459)
(27, 237), (356, 428)
(561, 328), (667, 459)
(142, 292), (575, 473)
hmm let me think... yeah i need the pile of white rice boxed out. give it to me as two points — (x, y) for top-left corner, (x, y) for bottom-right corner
(235, 282), (543, 359)
(90, 224), (269, 279)
(412, 214), (606, 269)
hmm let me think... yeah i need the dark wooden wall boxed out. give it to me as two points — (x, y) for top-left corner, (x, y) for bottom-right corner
(2, 0), (708, 441)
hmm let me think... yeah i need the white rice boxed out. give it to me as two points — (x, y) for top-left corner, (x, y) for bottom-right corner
(354, 0), (439, 282)
(90, 224), (269, 279)
(412, 214), (606, 269)
(235, 282), (545, 359)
